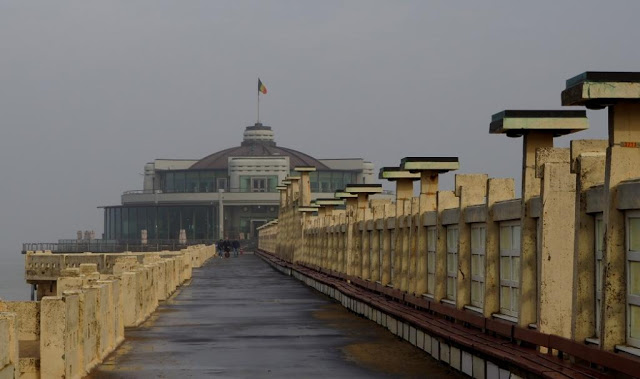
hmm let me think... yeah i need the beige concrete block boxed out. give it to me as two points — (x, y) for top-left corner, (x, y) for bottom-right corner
(440, 342), (450, 363)
(416, 330), (424, 349)
(409, 326), (417, 346)
(462, 351), (473, 376)
(1, 302), (39, 341)
(472, 355), (485, 379)
(431, 338), (439, 359)
(424, 334), (432, 354)
(0, 319), (10, 369)
(0, 364), (15, 379)
(450, 346), (461, 371)
(487, 361), (499, 379)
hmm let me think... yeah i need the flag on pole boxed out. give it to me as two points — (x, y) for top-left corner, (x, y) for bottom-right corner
(258, 78), (267, 94)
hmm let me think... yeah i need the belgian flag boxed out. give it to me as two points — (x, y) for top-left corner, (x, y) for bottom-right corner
(258, 79), (267, 94)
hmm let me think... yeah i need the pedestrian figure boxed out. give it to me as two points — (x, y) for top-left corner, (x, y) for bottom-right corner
(223, 239), (231, 258)
(217, 239), (224, 257)
(232, 240), (240, 257)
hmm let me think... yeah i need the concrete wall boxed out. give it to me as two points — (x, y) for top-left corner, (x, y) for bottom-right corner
(0, 244), (216, 379)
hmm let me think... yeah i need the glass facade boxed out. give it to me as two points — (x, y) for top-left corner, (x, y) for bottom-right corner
(104, 205), (216, 241)
(160, 170), (228, 193)
(158, 169), (358, 193)
(309, 171), (359, 192)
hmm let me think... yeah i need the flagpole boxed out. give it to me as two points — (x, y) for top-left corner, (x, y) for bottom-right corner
(257, 89), (260, 123)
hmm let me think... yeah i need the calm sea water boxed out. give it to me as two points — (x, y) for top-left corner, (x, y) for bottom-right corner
(0, 252), (30, 300)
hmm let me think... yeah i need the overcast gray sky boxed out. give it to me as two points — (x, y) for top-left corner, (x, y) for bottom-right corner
(1, 1), (639, 286)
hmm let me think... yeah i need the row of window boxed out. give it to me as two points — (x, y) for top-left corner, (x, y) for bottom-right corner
(157, 170), (361, 194)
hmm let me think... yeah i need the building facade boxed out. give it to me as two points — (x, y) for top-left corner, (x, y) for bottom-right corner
(102, 122), (375, 242)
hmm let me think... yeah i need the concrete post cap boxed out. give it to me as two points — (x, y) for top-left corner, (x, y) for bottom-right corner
(334, 190), (358, 199)
(276, 185), (287, 190)
(344, 183), (383, 194)
(281, 181), (291, 185)
(379, 167), (421, 181)
(400, 157), (460, 173)
(562, 71), (640, 109)
(294, 166), (317, 172)
(315, 198), (346, 206)
(297, 207), (319, 213)
(490, 110), (588, 137)
(286, 176), (301, 181)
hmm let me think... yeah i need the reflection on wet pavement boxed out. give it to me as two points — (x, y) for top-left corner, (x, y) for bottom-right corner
(89, 254), (462, 378)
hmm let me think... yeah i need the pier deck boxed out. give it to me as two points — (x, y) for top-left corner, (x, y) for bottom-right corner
(90, 254), (460, 378)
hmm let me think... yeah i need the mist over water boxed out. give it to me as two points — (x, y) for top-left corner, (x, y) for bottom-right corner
(0, 252), (29, 300)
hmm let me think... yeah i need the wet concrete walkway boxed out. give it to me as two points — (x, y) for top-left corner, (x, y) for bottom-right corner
(90, 254), (462, 378)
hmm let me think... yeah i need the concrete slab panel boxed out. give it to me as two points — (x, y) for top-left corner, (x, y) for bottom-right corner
(409, 326), (417, 345)
(487, 361), (499, 379)
(450, 346), (461, 371)
(473, 355), (485, 379)
(424, 334), (432, 354)
(431, 338), (439, 359)
(462, 351), (473, 376)
(499, 368), (511, 379)
(416, 330), (424, 349)
(440, 342), (450, 364)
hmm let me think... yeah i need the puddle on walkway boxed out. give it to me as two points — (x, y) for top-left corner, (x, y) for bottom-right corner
(313, 303), (463, 378)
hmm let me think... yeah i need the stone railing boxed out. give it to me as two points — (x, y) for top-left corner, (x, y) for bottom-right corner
(259, 71), (640, 375)
(0, 244), (216, 379)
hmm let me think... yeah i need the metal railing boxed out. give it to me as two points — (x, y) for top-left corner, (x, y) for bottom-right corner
(22, 239), (217, 254)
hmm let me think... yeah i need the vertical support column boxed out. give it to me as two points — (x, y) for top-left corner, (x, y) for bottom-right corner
(408, 197), (420, 294)
(395, 179), (413, 289)
(601, 104), (640, 349)
(381, 204), (395, 286)
(520, 132), (553, 327)
(417, 172), (439, 295)
(537, 148), (576, 337)
(570, 141), (606, 341)
(371, 205), (383, 282)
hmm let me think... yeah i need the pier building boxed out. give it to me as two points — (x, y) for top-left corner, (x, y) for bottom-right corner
(102, 122), (376, 243)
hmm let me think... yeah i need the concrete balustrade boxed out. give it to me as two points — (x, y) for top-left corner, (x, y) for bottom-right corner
(259, 71), (640, 375)
(0, 244), (215, 379)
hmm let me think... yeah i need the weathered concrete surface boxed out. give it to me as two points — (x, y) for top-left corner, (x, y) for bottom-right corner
(90, 254), (461, 378)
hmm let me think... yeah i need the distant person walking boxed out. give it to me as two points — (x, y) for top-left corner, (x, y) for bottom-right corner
(217, 239), (224, 257)
(223, 240), (231, 258)
(232, 240), (240, 257)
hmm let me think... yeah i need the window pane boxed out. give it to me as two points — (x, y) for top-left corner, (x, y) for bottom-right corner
(174, 172), (186, 193)
(512, 257), (520, 282)
(500, 226), (511, 251)
(630, 305), (640, 340)
(472, 255), (479, 274)
(428, 252), (435, 273)
(630, 261), (640, 296)
(630, 217), (640, 251)
(500, 286), (511, 311)
(427, 275), (434, 294)
(512, 225), (521, 250)
(501, 257), (511, 280)
(512, 288), (519, 315)
(471, 282), (479, 303)
(427, 228), (436, 251)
